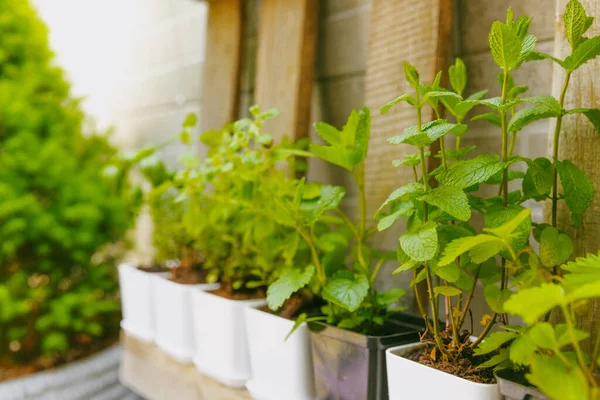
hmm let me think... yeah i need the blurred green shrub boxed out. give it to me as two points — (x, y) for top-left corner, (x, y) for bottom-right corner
(0, 0), (139, 363)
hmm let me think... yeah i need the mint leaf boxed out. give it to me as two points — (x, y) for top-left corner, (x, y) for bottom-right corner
(504, 283), (564, 324)
(522, 157), (553, 199)
(419, 186), (471, 221)
(267, 265), (315, 310)
(564, 35), (600, 71)
(449, 58), (467, 95)
(439, 235), (504, 266)
(508, 105), (558, 133)
(471, 112), (502, 127)
(540, 226), (574, 268)
(380, 93), (417, 114)
(474, 331), (518, 356)
(304, 185), (346, 224)
(484, 284), (513, 313)
(555, 159), (594, 227)
(489, 21), (522, 70)
(566, 107), (600, 134)
(403, 62), (420, 88)
(437, 154), (505, 189)
(484, 206), (531, 254)
(322, 270), (369, 312)
(433, 286), (462, 297)
(376, 182), (422, 216)
(375, 288), (407, 307)
(564, 0), (588, 49)
(314, 122), (342, 146)
(400, 221), (438, 262)
(434, 262), (461, 283)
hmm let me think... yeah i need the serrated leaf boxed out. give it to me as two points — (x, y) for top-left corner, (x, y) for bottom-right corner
(474, 331), (518, 356)
(375, 288), (407, 307)
(380, 93), (417, 114)
(433, 286), (462, 297)
(527, 354), (589, 400)
(472, 112), (502, 127)
(438, 235), (504, 266)
(540, 226), (574, 268)
(403, 62), (420, 88)
(566, 108), (600, 134)
(504, 283), (565, 324)
(376, 182), (422, 215)
(484, 284), (512, 313)
(434, 262), (461, 283)
(555, 323), (589, 348)
(478, 348), (510, 369)
(566, 281), (600, 303)
(489, 21), (522, 70)
(508, 105), (560, 133)
(562, 251), (600, 289)
(304, 185), (346, 224)
(437, 154), (505, 189)
(400, 221), (438, 262)
(523, 157), (553, 198)
(555, 159), (594, 227)
(421, 91), (463, 105)
(419, 186), (471, 221)
(526, 50), (566, 66)
(564, 35), (600, 71)
(377, 205), (412, 232)
(484, 207), (531, 243)
(322, 270), (369, 312)
(510, 334), (537, 366)
(267, 265), (316, 310)
(527, 322), (557, 350)
(387, 120), (458, 147)
(449, 58), (467, 95)
(314, 121), (342, 146)
(564, 0), (588, 49)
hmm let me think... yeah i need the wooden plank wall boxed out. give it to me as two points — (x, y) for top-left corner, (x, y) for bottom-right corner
(200, 0), (243, 132)
(254, 0), (318, 142)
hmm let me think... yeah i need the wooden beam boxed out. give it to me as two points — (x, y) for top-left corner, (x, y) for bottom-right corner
(254, 0), (318, 142)
(547, 0), (600, 353)
(200, 0), (243, 132)
(363, 0), (454, 312)
(119, 334), (251, 400)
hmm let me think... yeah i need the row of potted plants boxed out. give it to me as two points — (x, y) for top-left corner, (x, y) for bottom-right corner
(119, 1), (600, 399)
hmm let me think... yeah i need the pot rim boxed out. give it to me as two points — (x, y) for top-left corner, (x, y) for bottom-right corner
(151, 273), (220, 289)
(387, 341), (498, 388)
(191, 287), (266, 306)
(494, 369), (548, 399)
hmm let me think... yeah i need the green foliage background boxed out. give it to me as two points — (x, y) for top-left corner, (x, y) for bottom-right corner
(0, 0), (138, 362)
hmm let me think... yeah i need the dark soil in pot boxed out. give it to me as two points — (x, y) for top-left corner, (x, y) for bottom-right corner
(170, 265), (208, 284)
(137, 264), (168, 273)
(258, 293), (323, 319)
(208, 282), (266, 300)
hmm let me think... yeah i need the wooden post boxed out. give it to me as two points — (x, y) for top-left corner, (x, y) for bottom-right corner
(546, 0), (600, 352)
(254, 0), (318, 142)
(363, 0), (454, 311)
(200, 0), (243, 132)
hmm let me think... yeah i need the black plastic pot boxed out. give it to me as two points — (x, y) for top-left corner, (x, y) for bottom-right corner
(308, 314), (425, 400)
(495, 370), (549, 400)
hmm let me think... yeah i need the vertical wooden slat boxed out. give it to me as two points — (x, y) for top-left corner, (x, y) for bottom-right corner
(200, 0), (243, 132)
(363, 0), (454, 310)
(547, 0), (600, 352)
(254, 0), (318, 142)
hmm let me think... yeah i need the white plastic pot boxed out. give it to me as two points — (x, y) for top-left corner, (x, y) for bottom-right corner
(191, 289), (266, 388)
(244, 306), (314, 400)
(386, 342), (500, 400)
(152, 274), (219, 363)
(118, 263), (168, 342)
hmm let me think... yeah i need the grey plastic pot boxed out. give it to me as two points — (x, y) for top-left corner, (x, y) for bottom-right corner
(495, 370), (549, 400)
(308, 314), (425, 400)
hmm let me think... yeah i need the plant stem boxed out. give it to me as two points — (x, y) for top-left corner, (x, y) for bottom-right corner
(299, 229), (326, 286)
(499, 70), (511, 326)
(458, 264), (482, 330)
(561, 304), (597, 387)
(470, 312), (497, 349)
(412, 165), (418, 182)
(414, 269), (434, 333)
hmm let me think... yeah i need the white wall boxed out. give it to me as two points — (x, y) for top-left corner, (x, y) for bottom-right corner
(33, 0), (207, 162)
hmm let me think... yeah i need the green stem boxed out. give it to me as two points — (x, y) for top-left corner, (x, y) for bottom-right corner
(470, 312), (497, 349)
(500, 70), (510, 205)
(552, 71), (572, 231)
(439, 137), (448, 171)
(561, 304), (597, 387)
(458, 264), (481, 330)
(455, 117), (463, 150)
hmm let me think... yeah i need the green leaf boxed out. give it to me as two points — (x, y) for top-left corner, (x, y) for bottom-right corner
(286, 313), (307, 340)
(400, 221), (438, 262)
(566, 281), (600, 303)
(267, 265), (315, 311)
(564, 35), (600, 71)
(449, 58), (467, 95)
(304, 185), (346, 224)
(419, 186), (471, 221)
(474, 331), (518, 356)
(322, 270), (370, 312)
(478, 348), (510, 369)
(564, 0), (588, 49)
(555, 159), (594, 227)
(504, 283), (565, 324)
(526, 50), (566, 67)
(180, 130), (191, 144)
(527, 322), (557, 350)
(433, 286), (462, 297)
(562, 251), (600, 289)
(555, 323), (589, 348)
(421, 91), (463, 105)
(437, 154), (505, 189)
(439, 234), (504, 266)
(314, 122), (342, 145)
(510, 334), (537, 366)
(527, 354), (589, 400)
(484, 207), (531, 242)
(377, 204), (413, 232)
(387, 120), (446, 147)
(508, 105), (560, 133)
(381, 94), (417, 114)
(523, 157), (553, 199)
(182, 112), (197, 128)
(540, 226), (574, 268)
(403, 62), (420, 88)
(434, 262), (461, 283)
(566, 108), (600, 134)
(484, 284), (512, 313)
(471, 112), (502, 127)
(376, 182), (422, 216)
(375, 288), (407, 307)
(489, 20), (522, 70)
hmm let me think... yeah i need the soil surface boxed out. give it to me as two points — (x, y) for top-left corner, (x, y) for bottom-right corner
(258, 293), (321, 319)
(138, 264), (168, 273)
(208, 283), (266, 301)
(170, 266), (208, 284)
(407, 343), (495, 384)
(0, 335), (118, 382)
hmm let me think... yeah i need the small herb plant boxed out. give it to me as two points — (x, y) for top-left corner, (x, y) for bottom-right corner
(377, 0), (600, 382)
(267, 107), (406, 334)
